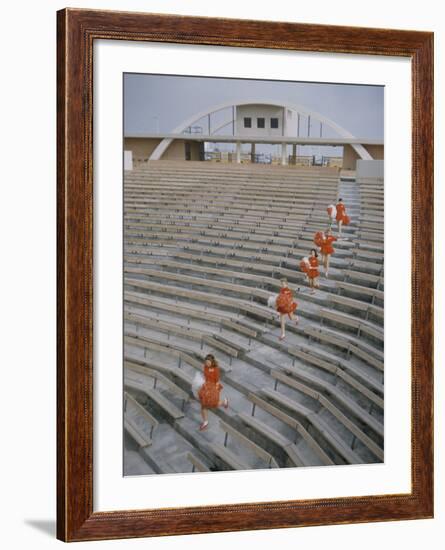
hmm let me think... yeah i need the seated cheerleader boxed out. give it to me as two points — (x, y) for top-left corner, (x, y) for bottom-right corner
(319, 228), (337, 278)
(336, 198), (350, 237)
(197, 354), (228, 431)
(308, 249), (320, 293)
(275, 278), (298, 341)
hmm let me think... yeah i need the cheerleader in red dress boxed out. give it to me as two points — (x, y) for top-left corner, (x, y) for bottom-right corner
(313, 231), (326, 268)
(197, 354), (228, 431)
(308, 249), (320, 293)
(276, 278), (298, 341)
(335, 198), (350, 237)
(319, 228), (337, 278)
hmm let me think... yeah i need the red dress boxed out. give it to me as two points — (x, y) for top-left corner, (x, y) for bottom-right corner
(336, 203), (350, 225)
(320, 235), (337, 255)
(308, 256), (320, 279)
(276, 287), (297, 316)
(198, 365), (223, 408)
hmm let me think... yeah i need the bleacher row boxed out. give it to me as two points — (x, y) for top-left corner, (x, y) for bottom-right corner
(123, 161), (384, 475)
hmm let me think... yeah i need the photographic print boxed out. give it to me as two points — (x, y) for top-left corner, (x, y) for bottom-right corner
(122, 73), (384, 476)
(57, 10), (433, 540)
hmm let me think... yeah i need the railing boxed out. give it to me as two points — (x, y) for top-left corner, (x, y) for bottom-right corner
(129, 153), (343, 168)
(289, 155), (343, 167)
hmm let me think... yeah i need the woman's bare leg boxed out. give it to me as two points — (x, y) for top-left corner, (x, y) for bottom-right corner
(200, 406), (208, 423)
(289, 311), (299, 324)
(322, 254), (328, 274)
(280, 315), (286, 338)
(338, 219), (343, 237)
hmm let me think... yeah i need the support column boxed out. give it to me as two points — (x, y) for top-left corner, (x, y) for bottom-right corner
(233, 105), (236, 136)
(281, 143), (287, 165)
(251, 143), (256, 163)
(292, 144), (297, 165)
(236, 141), (241, 164)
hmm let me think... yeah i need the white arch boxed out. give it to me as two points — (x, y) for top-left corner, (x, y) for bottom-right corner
(149, 98), (372, 161)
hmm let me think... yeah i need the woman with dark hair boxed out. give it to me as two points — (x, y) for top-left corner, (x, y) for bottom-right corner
(276, 278), (298, 341)
(319, 228), (337, 278)
(336, 198), (350, 237)
(308, 248), (320, 293)
(197, 354), (228, 431)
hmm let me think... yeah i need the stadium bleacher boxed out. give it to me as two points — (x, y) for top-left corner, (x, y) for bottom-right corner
(123, 161), (384, 475)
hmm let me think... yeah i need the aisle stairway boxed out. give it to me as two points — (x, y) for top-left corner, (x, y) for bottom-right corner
(123, 161), (384, 475)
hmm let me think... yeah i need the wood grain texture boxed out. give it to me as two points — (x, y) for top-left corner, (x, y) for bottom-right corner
(56, 8), (434, 542)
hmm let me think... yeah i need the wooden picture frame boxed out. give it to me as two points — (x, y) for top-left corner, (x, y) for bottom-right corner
(57, 8), (434, 542)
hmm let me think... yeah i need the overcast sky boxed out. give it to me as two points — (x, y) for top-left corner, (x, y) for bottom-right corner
(124, 73), (384, 141)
